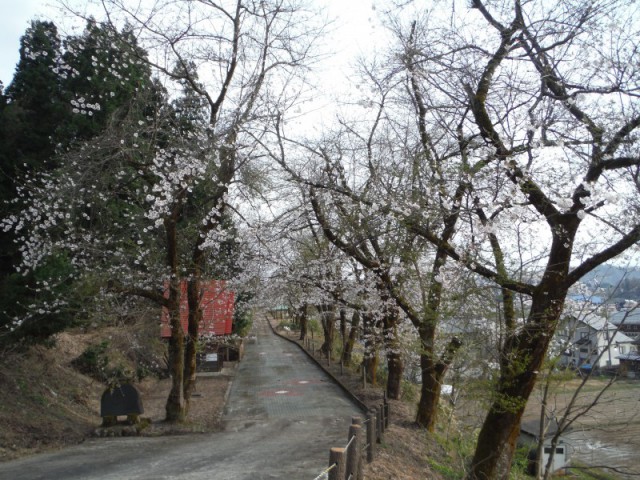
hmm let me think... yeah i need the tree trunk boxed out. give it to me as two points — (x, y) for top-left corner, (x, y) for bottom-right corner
(163, 214), (186, 423)
(318, 303), (336, 358)
(183, 276), (201, 413)
(339, 307), (347, 351)
(165, 295), (186, 421)
(416, 355), (437, 429)
(298, 303), (308, 341)
(469, 289), (566, 479)
(164, 277), (186, 421)
(415, 335), (462, 431)
(341, 310), (360, 366)
(363, 352), (379, 385)
(382, 309), (403, 400)
(362, 312), (378, 385)
(386, 348), (403, 400)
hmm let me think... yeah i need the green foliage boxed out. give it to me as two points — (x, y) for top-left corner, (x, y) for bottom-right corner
(0, 255), (84, 345)
(492, 392), (528, 415)
(307, 318), (322, 336)
(0, 19), (160, 347)
(376, 363), (388, 386)
(509, 446), (533, 479)
(3, 21), (66, 167)
(57, 20), (152, 142)
(0, 21), (67, 303)
(401, 379), (418, 403)
(72, 340), (110, 379)
(232, 292), (254, 337)
(427, 456), (464, 480)
(72, 338), (156, 386)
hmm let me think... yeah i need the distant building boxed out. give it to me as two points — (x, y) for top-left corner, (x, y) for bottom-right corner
(561, 313), (634, 370)
(160, 280), (235, 338)
(519, 420), (570, 475)
(269, 305), (290, 320)
(609, 308), (640, 339)
(617, 352), (640, 375)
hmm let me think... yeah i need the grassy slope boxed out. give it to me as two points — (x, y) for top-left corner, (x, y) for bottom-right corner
(0, 333), (104, 461)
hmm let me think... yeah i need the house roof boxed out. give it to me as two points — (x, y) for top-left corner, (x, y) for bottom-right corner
(520, 419), (568, 438)
(579, 313), (612, 331)
(577, 313), (636, 341)
(574, 314), (634, 344)
(610, 309), (640, 326)
(617, 353), (640, 362)
(611, 331), (635, 344)
(568, 294), (605, 304)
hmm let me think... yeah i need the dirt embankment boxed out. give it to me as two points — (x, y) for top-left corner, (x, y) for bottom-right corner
(0, 329), (232, 462)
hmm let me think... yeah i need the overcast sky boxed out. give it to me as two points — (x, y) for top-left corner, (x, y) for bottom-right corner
(0, 0), (51, 86)
(0, 1), (383, 89)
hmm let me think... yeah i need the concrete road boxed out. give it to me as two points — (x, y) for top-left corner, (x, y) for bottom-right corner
(0, 316), (363, 479)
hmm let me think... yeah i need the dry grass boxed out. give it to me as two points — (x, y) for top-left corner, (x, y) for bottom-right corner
(0, 328), (232, 462)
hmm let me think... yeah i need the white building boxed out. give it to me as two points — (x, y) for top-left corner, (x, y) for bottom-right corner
(519, 420), (570, 476)
(563, 313), (634, 370)
(609, 308), (640, 339)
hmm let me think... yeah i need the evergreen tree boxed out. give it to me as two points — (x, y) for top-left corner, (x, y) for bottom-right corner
(0, 21), (157, 345)
(57, 20), (152, 143)
(0, 22), (67, 343)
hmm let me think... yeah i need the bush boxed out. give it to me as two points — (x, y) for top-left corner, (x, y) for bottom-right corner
(71, 340), (136, 386)
(401, 379), (418, 402)
(72, 340), (110, 379)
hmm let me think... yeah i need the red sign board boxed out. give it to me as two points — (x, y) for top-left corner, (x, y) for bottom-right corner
(160, 280), (234, 338)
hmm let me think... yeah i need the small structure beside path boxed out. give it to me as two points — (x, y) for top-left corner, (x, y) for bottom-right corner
(97, 383), (149, 436)
(519, 420), (570, 476)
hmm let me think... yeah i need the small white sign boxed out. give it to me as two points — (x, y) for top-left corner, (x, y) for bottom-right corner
(205, 353), (218, 362)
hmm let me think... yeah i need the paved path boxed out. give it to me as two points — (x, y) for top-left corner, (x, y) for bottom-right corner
(0, 316), (363, 479)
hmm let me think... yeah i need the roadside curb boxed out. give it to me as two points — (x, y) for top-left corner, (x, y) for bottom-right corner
(217, 363), (238, 423)
(265, 317), (370, 414)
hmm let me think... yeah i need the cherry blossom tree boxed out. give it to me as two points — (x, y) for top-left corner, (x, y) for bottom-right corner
(0, 20), (154, 344)
(384, 1), (640, 477)
(6, 0), (321, 421)
(268, 0), (640, 477)
(269, 67), (470, 420)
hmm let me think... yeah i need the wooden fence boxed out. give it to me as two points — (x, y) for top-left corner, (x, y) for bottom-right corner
(313, 398), (389, 480)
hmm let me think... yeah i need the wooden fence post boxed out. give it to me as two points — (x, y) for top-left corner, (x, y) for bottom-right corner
(346, 421), (362, 480)
(328, 447), (346, 480)
(384, 395), (389, 429)
(351, 417), (364, 480)
(366, 409), (376, 463)
(377, 404), (384, 442)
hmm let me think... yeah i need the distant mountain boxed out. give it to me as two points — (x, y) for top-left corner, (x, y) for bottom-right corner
(579, 264), (640, 301)
(580, 264), (640, 287)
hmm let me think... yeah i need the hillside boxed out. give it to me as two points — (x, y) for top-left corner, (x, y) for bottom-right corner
(0, 326), (230, 462)
(0, 332), (106, 461)
(580, 264), (640, 300)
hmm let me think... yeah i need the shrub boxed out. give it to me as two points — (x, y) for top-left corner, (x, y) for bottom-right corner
(72, 340), (110, 380)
